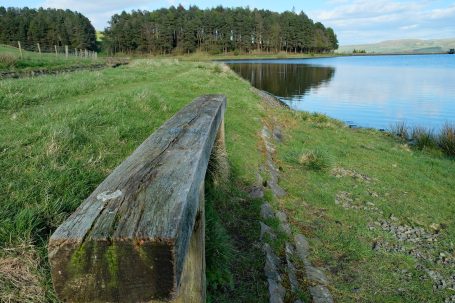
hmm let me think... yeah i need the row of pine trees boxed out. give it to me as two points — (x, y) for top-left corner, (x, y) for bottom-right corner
(104, 6), (338, 55)
(0, 7), (97, 52)
(0, 6), (338, 55)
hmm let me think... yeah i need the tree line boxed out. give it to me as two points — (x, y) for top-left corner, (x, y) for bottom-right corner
(0, 7), (97, 52)
(0, 6), (338, 55)
(104, 6), (338, 55)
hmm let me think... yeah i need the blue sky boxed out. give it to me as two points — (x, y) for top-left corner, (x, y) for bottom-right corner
(2, 0), (455, 45)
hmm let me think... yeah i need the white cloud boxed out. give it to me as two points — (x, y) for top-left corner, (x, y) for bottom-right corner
(42, 0), (159, 29)
(308, 0), (455, 45)
(428, 4), (455, 19)
(315, 0), (423, 21)
(400, 24), (418, 30)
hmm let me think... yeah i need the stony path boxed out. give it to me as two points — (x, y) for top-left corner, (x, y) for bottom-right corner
(255, 121), (334, 303)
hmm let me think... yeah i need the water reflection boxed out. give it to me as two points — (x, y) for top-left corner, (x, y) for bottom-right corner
(226, 55), (455, 132)
(228, 63), (335, 98)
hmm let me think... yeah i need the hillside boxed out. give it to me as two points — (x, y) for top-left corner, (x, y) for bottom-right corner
(338, 38), (455, 54)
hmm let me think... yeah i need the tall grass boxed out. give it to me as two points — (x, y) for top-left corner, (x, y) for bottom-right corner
(390, 122), (455, 157)
(298, 149), (334, 171)
(411, 127), (437, 150)
(439, 123), (455, 157)
(0, 53), (18, 69)
(390, 121), (409, 140)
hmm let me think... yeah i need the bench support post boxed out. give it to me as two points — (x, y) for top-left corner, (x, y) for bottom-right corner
(163, 183), (205, 303)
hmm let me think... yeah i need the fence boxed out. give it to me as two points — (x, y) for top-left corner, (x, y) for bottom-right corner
(6, 41), (97, 59)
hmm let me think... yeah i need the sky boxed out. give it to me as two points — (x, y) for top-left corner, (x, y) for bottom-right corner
(2, 0), (455, 45)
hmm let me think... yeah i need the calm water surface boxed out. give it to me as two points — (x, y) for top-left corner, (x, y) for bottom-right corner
(227, 55), (455, 131)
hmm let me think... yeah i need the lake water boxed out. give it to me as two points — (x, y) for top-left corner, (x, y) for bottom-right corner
(226, 54), (455, 132)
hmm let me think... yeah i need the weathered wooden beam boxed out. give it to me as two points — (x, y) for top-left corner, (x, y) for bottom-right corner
(48, 95), (226, 302)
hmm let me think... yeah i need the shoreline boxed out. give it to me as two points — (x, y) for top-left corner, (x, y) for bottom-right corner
(218, 51), (452, 63)
(223, 55), (453, 136)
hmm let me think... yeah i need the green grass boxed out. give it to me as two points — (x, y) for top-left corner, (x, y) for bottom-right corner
(298, 148), (334, 171)
(267, 107), (455, 302)
(0, 59), (266, 302)
(0, 44), (103, 72)
(1, 58), (454, 302)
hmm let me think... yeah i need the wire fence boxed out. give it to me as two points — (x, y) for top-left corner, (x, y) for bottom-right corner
(3, 40), (98, 60)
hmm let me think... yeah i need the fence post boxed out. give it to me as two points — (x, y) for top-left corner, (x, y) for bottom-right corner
(54, 45), (58, 57)
(85, 49), (88, 58)
(18, 41), (23, 59)
(75, 48), (77, 57)
(37, 43), (41, 55)
(65, 45), (69, 58)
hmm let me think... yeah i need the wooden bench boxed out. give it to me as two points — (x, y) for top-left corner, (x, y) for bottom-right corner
(48, 95), (227, 302)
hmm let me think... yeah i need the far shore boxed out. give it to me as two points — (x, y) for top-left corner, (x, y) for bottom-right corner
(101, 50), (453, 63)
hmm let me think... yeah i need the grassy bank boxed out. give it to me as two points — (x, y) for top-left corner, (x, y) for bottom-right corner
(1, 58), (454, 302)
(0, 44), (103, 72)
(263, 105), (455, 302)
(0, 60), (266, 302)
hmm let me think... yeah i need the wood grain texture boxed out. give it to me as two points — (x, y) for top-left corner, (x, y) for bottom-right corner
(48, 95), (226, 302)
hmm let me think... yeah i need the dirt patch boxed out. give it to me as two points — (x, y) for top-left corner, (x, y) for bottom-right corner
(0, 243), (45, 303)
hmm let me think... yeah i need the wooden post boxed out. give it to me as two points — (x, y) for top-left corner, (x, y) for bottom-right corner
(65, 45), (68, 58)
(54, 45), (58, 56)
(174, 182), (206, 303)
(17, 41), (23, 59)
(75, 48), (77, 57)
(85, 49), (88, 58)
(37, 43), (41, 55)
(48, 95), (226, 303)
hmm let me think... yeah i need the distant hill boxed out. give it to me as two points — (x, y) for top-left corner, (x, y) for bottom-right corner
(337, 38), (455, 54)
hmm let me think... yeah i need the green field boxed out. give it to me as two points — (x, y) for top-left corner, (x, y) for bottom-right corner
(0, 59), (454, 302)
(0, 44), (103, 72)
